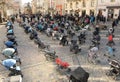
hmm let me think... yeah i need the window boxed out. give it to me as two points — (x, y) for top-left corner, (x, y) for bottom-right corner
(111, 0), (115, 2)
(65, 4), (67, 9)
(91, 0), (95, 7)
(65, 10), (68, 13)
(101, 0), (104, 3)
(76, 2), (79, 8)
(90, 10), (94, 15)
(70, 3), (72, 8)
(83, 0), (86, 7)
(82, 10), (86, 16)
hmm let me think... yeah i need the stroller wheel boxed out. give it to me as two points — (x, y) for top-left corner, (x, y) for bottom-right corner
(70, 49), (72, 52)
(106, 71), (113, 76)
(113, 76), (117, 80)
(74, 50), (78, 54)
(8, 72), (15, 77)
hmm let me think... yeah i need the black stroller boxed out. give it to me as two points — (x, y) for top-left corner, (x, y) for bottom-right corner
(8, 66), (23, 77)
(44, 46), (57, 61)
(2, 48), (21, 64)
(69, 67), (89, 82)
(106, 59), (120, 80)
(69, 40), (81, 54)
(6, 35), (18, 46)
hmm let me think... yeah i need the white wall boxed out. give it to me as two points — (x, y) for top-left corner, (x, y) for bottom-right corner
(6, 10), (14, 16)
(114, 9), (119, 19)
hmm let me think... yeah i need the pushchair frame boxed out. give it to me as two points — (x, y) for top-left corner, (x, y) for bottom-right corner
(106, 59), (120, 80)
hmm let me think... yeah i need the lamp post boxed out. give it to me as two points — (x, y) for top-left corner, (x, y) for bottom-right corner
(95, 0), (99, 24)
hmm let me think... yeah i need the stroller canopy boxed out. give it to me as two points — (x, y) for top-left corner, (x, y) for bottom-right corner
(7, 29), (13, 34)
(2, 48), (15, 57)
(2, 59), (16, 68)
(5, 41), (14, 47)
(70, 67), (89, 82)
(7, 35), (15, 40)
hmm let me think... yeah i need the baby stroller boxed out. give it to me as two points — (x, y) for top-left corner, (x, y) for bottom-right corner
(87, 46), (99, 64)
(78, 33), (86, 44)
(69, 67), (89, 82)
(44, 47), (57, 61)
(6, 35), (17, 46)
(24, 26), (30, 34)
(106, 27), (115, 37)
(55, 57), (70, 75)
(106, 59), (120, 80)
(0, 59), (23, 77)
(29, 30), (38, 40)
(69, 41), (81, 54)
(59, 35), (68, 46)
(8, 66), (23, 77)
(38, 41), (50, 51)
(4, 41), (18, 54)
(7, 29), (14, 36)
(2, 48), (16, 58)
(2, 48), (21, 64)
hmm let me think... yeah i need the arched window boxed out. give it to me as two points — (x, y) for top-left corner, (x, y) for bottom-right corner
(91, 0), (95, 7)
(70, 3), (72, 8)
(83, 0), (86, 7)
(65, 4), (67, 9)
(76, 2), (79, 8)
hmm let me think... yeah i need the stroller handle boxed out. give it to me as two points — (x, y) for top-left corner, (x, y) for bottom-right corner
(109, 60), (120, 69)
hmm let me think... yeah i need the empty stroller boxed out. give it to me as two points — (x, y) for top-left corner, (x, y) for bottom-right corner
(70, 41), (81, 54)
(0, 59), (23, 77)
(2, 48), (21, 64)
(106, 59), (120, 80)
(7, 29), (14, 35)
(59, 35), (68, 46)
(44, 46), (57, 61)
(87, 46), (99, 64)
(4, 41), (18, 54)
(6, 35), (17, 46)
(69, 67), (89, 82)
(2, 48), (16, 58)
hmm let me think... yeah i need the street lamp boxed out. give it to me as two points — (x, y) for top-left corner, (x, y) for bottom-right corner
(95, 0), (99, 24)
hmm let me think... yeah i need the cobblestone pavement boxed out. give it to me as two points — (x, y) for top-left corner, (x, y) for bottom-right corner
(0, 22), (120, 82)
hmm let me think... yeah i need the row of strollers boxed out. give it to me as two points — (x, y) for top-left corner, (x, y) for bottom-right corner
(19, 21), (89, 82)
(0, 21), (23, 78)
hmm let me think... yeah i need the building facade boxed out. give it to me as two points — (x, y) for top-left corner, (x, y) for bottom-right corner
(0, 0), (6, 18)
(55, 0), (66, 15)
(65, 0), (97, 16)
(97, 0), (120, 19)
(0, 0), (21, 19)
(31, 0), (49, 14)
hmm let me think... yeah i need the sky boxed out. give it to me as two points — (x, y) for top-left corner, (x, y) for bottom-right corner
(22, 0), (32, 5)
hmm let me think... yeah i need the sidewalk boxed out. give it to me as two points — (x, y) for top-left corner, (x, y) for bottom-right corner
(0, 22), (6, 25)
